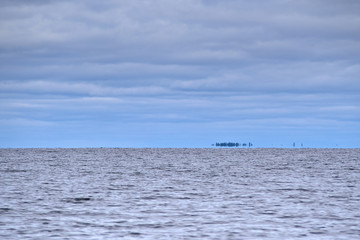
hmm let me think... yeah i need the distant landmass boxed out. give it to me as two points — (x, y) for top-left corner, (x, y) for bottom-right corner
(213, 142), (253, 147)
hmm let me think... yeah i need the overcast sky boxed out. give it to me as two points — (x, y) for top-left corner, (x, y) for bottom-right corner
(1, 0), (359, 148)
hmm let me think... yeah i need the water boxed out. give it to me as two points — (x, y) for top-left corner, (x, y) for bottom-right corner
(0, 148), (359, 239)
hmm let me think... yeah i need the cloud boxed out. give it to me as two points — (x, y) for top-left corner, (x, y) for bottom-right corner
(0, 0), (359, 147)
(0, 80), (168, 96)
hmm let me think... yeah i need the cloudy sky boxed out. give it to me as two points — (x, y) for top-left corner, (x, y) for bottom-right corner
(0, 0), (359, 148)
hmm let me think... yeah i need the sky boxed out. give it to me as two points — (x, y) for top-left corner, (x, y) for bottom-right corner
(0, 0), (359, 148)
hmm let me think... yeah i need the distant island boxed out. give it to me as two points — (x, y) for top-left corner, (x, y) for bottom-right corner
(213, 142), (253, 147)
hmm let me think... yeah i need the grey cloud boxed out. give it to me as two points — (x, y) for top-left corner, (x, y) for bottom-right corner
(2, 0), (359, 56)
(1, 0), (359, 147)
(0, 0), (53, 7)
(171, 61), (360, 93)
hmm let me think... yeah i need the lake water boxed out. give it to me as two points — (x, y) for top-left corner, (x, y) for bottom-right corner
(0, 148), (359, 239)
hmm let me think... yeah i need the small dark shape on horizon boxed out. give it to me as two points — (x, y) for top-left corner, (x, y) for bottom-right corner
(215, 142), (253, 147)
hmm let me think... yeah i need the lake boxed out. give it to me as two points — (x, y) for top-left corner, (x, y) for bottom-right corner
(0, 148), (359, 239)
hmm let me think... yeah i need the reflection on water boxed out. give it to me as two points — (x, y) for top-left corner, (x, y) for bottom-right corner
(0, 148), (359, 239)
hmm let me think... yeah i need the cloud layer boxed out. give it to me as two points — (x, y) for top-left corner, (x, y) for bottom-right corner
(1, 0), (359, 147)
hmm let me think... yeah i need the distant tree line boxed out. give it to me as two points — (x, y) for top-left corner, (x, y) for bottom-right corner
(214, 142), (253, 147)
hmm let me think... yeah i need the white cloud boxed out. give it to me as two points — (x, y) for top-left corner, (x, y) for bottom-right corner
(0, 80), (168, 96)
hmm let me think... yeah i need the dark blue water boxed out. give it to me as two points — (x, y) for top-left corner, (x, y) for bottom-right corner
(0, 148), (359, 239)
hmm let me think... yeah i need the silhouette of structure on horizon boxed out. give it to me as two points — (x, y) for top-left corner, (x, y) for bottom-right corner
(214, 142), (253, 147)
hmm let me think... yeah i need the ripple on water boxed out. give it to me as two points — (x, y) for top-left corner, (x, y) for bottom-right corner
(0, 148), (359, 239)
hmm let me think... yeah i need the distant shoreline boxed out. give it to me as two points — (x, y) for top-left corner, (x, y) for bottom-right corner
(0, 147), (359, 150)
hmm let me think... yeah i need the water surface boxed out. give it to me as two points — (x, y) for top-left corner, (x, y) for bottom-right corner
(0, 148), (359, 239)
